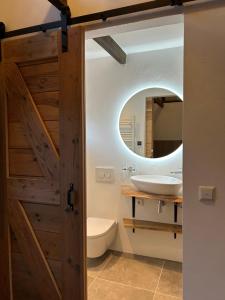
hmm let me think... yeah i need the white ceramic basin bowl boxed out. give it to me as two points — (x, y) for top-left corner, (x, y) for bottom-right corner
(131, 175), (182, 195)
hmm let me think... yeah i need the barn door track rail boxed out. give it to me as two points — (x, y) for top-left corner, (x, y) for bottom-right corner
(0, 0), (199, 55)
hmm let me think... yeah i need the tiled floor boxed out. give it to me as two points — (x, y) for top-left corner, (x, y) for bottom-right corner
(87, 251), (183, 300)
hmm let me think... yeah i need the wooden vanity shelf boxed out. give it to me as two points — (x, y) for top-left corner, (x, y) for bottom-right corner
(121, 185), (183, 204)
(121, 185), (183, 238)
(123, 218), (182, 234)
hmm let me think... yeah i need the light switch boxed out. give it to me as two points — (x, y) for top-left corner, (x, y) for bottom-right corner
(199, 186), (216, 202)
(96, 167), (115, 183)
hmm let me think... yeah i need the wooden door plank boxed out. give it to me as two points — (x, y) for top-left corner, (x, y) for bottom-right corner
(9, 149), (43, 177)
(12, 253), (62, 292)
(21, 63), (59, 94)
(22, 202), (62, 233)
(8, 122), (30, 149)
(12, 252), (41, 300)
(9, 199), (61, 300)
(2, 32), (58, 63)
(59, 26), (87, 300)
(12, 271), (41, 300)
(33, 91), (60, 107)
(21, 74), (59, 94)
(0, 63), (12, 300)
(9, 121), (59, 149)
(8, 91), (60, 122)
(5, 63), (59, 181)
(38, 105), (59, 121)
(7, 178), (60, 205)
(12, 229), (62, 261)
(20, 60), (58, 77)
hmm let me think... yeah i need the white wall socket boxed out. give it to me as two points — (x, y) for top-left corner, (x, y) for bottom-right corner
(199, 186), (216, 202)
(96, 167), (115, 183)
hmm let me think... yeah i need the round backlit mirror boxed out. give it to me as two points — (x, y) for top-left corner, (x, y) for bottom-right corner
(119, 88), (183, 158)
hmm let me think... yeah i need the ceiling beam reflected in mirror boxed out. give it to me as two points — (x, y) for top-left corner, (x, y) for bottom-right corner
(94, 36), (127, 64)
(154, 96), (182, 108)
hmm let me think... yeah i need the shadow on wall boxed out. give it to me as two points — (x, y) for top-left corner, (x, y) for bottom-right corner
(43, 5), (60, 23)
(0, 0), (60, 31)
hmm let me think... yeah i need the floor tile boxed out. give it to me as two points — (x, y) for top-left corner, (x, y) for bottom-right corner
(88, 278), (154, 300)
(88, 276), (94, 287)
(99, 253), (164, 291)
(154, 293), (182, 300)
(157, 261), (183, 298)
(87, 251), (112, 279)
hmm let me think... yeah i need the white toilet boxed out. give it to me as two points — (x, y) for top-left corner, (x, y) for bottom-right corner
(87, 217), (117, 258)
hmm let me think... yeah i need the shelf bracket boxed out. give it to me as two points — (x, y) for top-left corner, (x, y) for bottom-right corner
(174, 203), (178, 239)
(132, 196), (136, 233)
(171, 0), (183, 5)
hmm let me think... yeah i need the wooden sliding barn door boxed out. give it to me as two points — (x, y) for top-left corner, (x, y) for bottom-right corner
(0, 27), (86, 300)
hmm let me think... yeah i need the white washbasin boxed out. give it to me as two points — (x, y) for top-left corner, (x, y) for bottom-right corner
(131, 175), (182, 195)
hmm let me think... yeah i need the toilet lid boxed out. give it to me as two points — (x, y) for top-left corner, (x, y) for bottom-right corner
(87, 217), (116, 238)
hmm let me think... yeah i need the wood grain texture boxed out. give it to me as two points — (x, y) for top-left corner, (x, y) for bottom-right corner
(33, 91), (59, 107)
(2, 31), (58, 63)
(9, 149), (43, 177)
(12, 253), (62, 298)
(9, 121), (59, 149)
(59, 26), (87, 300)
(2, 24), (86, 300)
(9, 199), (61, 300)
(94, 36), (127, 64)
(12, 270), (41, 300)
(8, 92), (60, 122)
(8, 122), (30, 149)
(20, 61), (59, 94)
(123, 218), (182, 234)
(121, 185), (183, 203)
(0, 63), (12, 300)
(8, 178), (60, 205)
(12, 230), (62, 261)
(12, 252), (62, 290)
(22, 202), (62, 233)
(5, 63), (59, 181)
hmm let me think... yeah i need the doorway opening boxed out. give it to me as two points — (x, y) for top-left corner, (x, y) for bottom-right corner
(85, 13), (183, 300)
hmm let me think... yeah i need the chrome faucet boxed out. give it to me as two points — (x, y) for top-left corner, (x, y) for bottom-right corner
(170, 170), (182, 175)
(122, 166), (136, 173)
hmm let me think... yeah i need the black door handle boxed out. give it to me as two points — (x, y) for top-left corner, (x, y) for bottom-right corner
(66, 183), (74, 212)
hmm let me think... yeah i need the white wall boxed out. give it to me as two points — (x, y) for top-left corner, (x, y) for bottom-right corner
(184, 2), (225, 299)
(0, 0), (60, 31)
(86, 46), (183, 262)
(0, 0), (149, 31)
(120, 93), (146, 156)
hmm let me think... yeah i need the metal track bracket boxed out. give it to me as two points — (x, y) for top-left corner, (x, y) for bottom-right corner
(0, 22), (6, 61)
(60, 5), (71, 52)
(171, 0), (183, 5)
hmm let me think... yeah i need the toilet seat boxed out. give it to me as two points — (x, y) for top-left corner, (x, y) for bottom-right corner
(87, 217), (116, 238)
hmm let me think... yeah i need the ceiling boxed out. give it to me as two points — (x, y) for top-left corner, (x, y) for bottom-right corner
(85, 22), (184, 60)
